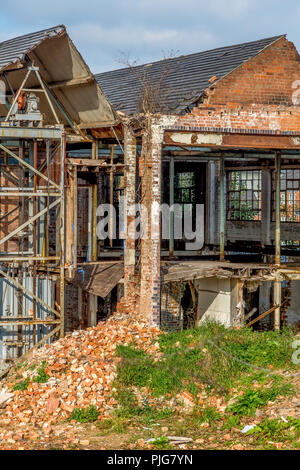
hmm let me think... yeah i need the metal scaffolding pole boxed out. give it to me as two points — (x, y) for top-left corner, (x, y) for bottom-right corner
(169, 156), (174, 258)
(219, 156), (225, 261)
(59, 131), (66, 338)
(0, 127), (65, 358)
(275, 151), (281, 266)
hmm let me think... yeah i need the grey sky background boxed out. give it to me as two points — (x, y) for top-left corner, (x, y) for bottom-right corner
(0, 0), (299, 73)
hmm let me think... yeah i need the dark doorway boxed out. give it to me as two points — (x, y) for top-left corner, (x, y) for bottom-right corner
(162, 161), (206, 251)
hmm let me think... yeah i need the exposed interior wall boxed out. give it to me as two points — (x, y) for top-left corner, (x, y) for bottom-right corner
(161, 282), (183, 330)
(195, 278), (233, 327)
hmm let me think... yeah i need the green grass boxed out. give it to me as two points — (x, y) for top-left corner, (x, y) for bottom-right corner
(197, 406), (222, 423)
(96, 417), (129, 434)
(222, 414), (241, 430)
(113, 322), (299, 447)
(69, 405), (100, 423)
(114, 385), (173, 422)
(115, 322), (298, 399)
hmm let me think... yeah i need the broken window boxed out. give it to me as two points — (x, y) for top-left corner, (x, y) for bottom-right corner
(227, 170), (262, 221)
(272, 169), (300, 222)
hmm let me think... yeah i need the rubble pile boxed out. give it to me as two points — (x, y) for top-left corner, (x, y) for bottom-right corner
(0, 309), (161, 449)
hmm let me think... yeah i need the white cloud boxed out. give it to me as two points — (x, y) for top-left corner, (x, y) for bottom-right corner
(70, 23), (217, 71)
(207, 0), (252, 19)
(70, 24), (177, 47)
(70, 23), (215, 49)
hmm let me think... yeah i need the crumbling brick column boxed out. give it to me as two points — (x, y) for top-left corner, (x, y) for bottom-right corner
(140, 118), (163, 325)
(124, 127), (137, 299)
(161, 283), (183, 330)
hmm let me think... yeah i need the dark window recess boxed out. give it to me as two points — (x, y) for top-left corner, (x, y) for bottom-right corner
(227, 170), (262, 221)
(103, 173), (124, 248)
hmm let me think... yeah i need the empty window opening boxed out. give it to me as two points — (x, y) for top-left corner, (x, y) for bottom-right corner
(272, 169), (300, 222)
(227, 170), (262, 221)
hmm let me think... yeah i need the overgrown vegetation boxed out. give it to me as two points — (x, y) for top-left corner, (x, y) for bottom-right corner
(110, 322), (299, 450)
(116, 322), (297, 399)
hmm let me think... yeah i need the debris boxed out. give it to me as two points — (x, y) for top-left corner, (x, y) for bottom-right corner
(80, 440), (90, 446)
(167, 436), (193, 444)
(195, 438), (205, 444)
(241, 425), (256, 434)
(0, 388), (14, 408)
(0, 311), (161, 449)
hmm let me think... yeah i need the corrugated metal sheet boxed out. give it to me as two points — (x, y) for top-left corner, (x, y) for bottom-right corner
(0, 273), (54, 361)
(96, 35), (285, 115)
(0, 25), (117, 127)
(71, 262), (123, 298)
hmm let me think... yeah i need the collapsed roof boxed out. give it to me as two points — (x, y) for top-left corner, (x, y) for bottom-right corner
(0, 25), (117, 130)
(96, 35), (285, 115)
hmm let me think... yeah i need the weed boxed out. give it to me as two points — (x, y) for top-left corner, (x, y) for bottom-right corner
(96, 417), (128, 434)
(69, 405), (99, 423)
(13, 377), (30, 391)
(227, 384), (293, 416)
(222, 414), (240, 430)
(152, 436), (169, 449)
(197, 406), (221, 423)
(33, 360), (49, 384)
(247, 417), (300, 443)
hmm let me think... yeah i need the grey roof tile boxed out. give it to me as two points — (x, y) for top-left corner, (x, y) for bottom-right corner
(95, 35), (285, 115)
(0, 25), (65, 71)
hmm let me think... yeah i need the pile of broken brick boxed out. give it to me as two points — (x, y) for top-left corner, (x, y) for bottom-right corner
(0, 309), (161, 449)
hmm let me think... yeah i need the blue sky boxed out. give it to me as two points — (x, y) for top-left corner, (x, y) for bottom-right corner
(0, 0), (300, 73)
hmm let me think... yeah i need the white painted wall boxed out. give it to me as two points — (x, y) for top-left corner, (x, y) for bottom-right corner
(195, 278), (232, 327)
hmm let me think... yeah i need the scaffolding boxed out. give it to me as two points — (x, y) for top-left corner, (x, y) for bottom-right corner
(0, 66), (65, 363)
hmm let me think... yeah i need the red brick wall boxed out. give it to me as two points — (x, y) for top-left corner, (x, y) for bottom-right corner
(204, 37), (300, 108)
(175, 103), (300, 133)
(139, 121), (163, 326)
(172, 37), (300, 133)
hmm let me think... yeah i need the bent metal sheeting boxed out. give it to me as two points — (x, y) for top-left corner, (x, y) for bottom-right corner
(0, 25), (117, 129)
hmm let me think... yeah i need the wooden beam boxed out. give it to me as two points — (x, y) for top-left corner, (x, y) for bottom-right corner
(164, 130), (300, 150)
(246, 304), (280, 327)
(67, 157), (124, 167)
